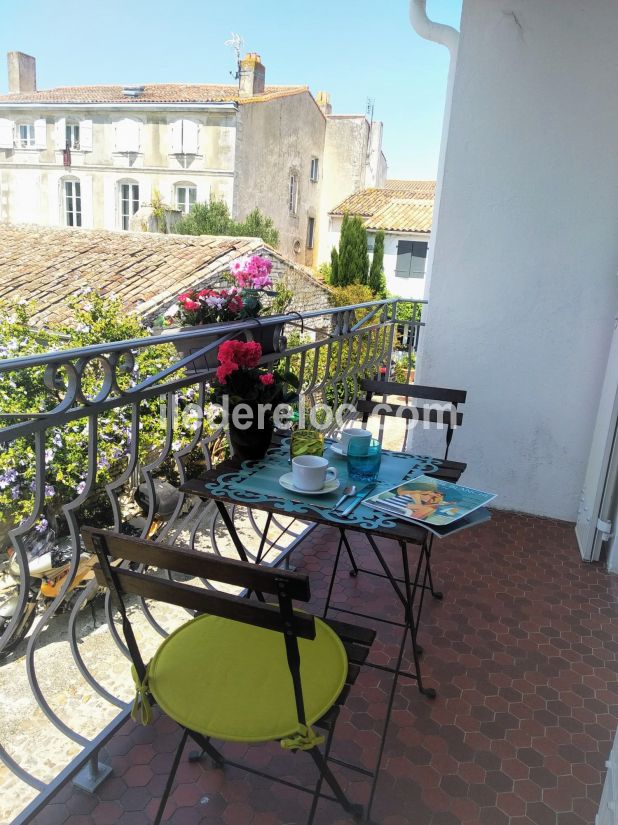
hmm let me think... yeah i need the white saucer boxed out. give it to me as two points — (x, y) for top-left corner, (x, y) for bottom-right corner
(279, 473), (340, 496)
(329, 444), (347, 457)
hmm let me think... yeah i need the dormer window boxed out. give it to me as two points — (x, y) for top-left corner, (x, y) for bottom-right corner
(17, 123), (34, 148)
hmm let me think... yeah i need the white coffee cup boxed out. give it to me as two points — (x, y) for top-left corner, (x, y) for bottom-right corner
(333, 427), (372, 456)
(292, 455), (337, 492)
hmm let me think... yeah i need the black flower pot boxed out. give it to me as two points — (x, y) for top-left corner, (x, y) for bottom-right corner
(228, 409), (274, 462)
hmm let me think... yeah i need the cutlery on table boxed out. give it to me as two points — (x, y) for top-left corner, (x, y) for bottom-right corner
(333, 484), (356, 512)
(341, 482), (378, 516)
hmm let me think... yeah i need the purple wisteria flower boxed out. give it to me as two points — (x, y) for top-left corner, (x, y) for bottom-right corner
(34, 518), (48, 534)
(0, 468), (18, 489)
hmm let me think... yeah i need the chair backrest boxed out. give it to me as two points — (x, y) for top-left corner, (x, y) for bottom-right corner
(81, 527), (316, 727)
(357, 378), (467, 459)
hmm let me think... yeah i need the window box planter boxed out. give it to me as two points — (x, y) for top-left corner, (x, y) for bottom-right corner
(152, 320), (287, 374)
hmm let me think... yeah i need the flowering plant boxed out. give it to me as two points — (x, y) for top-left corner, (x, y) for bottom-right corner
(165, 255), (276, 328)
(211, 340), (298, 407)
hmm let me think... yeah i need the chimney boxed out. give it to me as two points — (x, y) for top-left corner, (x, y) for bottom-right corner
(238, 53), (265, 98)
(316, 91), (332, 116)
(7, 51), (36, 93)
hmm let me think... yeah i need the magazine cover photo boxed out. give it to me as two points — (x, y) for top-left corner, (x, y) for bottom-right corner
(366, 475), (496, 528)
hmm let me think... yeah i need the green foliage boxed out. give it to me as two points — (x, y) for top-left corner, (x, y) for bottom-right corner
(330, 247), (339, 286)
(335, 214), (369, 287)
(392, 354), (416, 383)
(150, 187), (168, 234)
(240, 208), (279, 248)
(271, 278), (294, 315)
(368, 231), (387, 298)
(0, 294), (200, 540)
(317, 261), (332, 283)
(175, 199), (279, 247)
(330, 284), (375, 308)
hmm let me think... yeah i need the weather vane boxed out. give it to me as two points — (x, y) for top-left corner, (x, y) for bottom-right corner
(224, 33), (244, 81)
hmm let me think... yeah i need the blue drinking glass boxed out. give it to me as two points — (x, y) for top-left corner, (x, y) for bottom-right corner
(347, 437), (382, 482)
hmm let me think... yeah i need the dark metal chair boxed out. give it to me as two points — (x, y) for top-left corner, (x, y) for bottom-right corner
(82, 527), (375, 825)
(357, 378), (466, 459)
(323, 379), (468, 686)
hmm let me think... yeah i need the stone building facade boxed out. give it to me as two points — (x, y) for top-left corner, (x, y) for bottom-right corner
(0, 51), (386, 269)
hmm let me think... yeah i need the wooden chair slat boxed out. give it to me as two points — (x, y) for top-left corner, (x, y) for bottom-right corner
(361, 379), (467, 404)
(94, 566), (316, 640)
(83, 527), (311, 601)
(341, 641), (370, 667)
(325, 618), (376, 648)
(356, 400), (463, 426)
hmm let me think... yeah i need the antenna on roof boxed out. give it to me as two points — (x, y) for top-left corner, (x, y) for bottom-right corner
(366, 97), (375, 123)
(224, 32), (244, 83)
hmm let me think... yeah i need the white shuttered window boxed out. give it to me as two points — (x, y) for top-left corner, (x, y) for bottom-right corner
(114, 119), (141, 153)
(169, 119), (199, 154)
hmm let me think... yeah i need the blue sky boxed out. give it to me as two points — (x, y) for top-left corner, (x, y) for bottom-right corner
(0, 0), (461, 179)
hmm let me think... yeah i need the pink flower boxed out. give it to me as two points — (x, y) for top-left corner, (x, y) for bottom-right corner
(231, 255), (273, 290)
(182, 299), (200, 311)
(259, 372), (275, 386)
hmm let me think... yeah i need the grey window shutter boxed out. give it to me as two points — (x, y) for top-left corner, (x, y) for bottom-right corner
(395, 241), (415, 278)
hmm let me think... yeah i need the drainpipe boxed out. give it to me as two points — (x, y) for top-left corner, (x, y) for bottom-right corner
(409, 0), (459, 57)
(406, 1), (460, 450)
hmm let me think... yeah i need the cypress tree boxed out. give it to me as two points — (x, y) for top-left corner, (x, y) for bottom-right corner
(330, 247), (340, 285)
(338, 214), (369, 286)
(368, 231), (387, 297)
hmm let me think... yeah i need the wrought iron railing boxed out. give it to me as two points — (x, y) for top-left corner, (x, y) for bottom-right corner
(0, 297), (424, 822)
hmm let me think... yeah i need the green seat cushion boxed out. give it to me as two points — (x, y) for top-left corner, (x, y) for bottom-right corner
(148, 613), (348, 743)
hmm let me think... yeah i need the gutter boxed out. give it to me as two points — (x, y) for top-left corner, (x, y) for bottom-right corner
(0, 102), (238, 112)
(408, 0), (459, 55)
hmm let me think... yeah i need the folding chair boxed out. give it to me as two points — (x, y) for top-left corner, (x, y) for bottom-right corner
(82, 527), (374, 824)
(358, 378), (466, 459)
(323, 380), (467, 680)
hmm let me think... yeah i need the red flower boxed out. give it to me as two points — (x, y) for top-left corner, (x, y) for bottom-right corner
(236, 342), (262, 368)
(216, 340), (262, 367)
(259, 372), (275, 386)
(216, 360), (239, 384)
(182, 299), (200, 311)
(217, 340), (242, 364)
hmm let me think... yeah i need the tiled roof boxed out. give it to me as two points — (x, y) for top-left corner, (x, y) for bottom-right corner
(329, 185), (434, 233)
(0, 84), (307, 106)
(385, 179), (435, 198)
(0, 225), (280, 327)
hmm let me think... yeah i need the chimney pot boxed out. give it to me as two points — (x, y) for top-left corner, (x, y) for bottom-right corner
(7, 51), (36, 93)
(316, 91), (332, 115)
(238, 52), (265, 98)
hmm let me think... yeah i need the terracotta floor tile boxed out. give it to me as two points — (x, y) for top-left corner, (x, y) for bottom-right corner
(26, 511), (618, 825)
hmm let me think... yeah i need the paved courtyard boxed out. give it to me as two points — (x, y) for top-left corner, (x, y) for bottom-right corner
(28, 511), (618, 825)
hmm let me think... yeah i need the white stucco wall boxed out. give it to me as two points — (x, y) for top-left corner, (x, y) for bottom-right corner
(382, 232), (428, 300)
(325, 215), (428, 299)
(414, 0), (618, 520)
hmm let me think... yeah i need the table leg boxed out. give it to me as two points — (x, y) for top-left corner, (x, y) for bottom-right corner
(214, 500), (265, 602)
(400, 540), (436, 699)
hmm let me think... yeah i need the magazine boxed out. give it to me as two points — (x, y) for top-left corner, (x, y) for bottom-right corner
(364, 475), (496, 536)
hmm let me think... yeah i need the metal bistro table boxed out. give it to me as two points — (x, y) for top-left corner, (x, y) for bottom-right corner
(181, 438), (470, 698)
